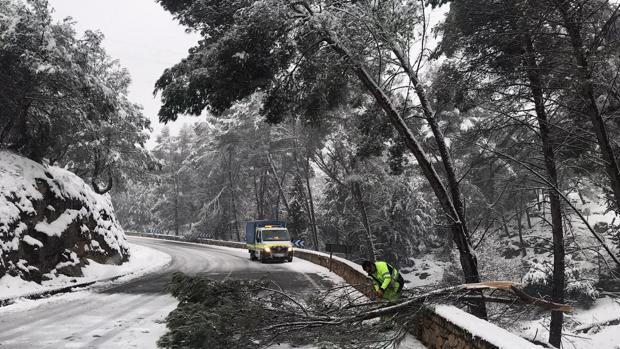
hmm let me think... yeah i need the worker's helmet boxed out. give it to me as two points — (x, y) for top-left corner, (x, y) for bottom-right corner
(361, 260), (374, 273)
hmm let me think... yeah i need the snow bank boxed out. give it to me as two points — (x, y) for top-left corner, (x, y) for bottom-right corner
(0, 151), (129, 282)
(518, 297), (620, 349)
(0, 243), (170, 300)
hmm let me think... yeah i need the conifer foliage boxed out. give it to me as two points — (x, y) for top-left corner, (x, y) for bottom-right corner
(0, 0), (152, 192)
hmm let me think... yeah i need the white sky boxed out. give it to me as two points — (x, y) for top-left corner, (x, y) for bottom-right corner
(47, 0), (202, 148)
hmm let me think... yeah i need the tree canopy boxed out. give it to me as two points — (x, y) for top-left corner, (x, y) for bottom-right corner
(0, 0), (153, 192)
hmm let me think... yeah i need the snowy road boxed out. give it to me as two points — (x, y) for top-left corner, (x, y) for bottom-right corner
(0, 236), (338, 349)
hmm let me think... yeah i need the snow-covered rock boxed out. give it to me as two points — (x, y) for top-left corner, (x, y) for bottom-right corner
(0, 151), (129, 283)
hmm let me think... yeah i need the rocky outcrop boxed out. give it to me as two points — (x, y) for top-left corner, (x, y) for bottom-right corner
(0, 151), (129, 283)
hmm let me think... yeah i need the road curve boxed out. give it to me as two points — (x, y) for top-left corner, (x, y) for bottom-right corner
(0, 236), (336, 349)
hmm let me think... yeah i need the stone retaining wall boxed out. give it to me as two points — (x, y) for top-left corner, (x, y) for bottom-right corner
(418, 309), (494, 349)
(126, 232), (541, 349)
(411, 307), (497, 349)
(293, 249), (374, 296)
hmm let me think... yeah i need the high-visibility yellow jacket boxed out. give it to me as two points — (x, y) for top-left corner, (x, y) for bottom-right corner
(369, 261), (401, 300)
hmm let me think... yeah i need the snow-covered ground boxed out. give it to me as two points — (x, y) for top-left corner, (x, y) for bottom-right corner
(0, 289), (177, 349)
(401, 255), (451, 287)
(512, 193), (620, 348)
(0, 242), (171, 301)
(395, 189), (620, 348)
(518, 297), (620, 349)
(0, 241), (172, 348)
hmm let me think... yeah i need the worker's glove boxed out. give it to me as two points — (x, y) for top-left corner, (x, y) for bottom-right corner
(375, 289), (384, 298)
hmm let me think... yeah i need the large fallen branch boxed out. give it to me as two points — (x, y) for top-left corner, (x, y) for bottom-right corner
(260, 281), (573, 332)
(162, 273), (572, 349)
(464, 281), (574, 312)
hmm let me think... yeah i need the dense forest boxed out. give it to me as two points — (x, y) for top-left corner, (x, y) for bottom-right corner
(2, 0), (620, 346)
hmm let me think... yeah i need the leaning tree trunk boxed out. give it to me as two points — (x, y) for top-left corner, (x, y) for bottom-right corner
(522, 32), (565, 348)
(304, 155), (320, 251)
(324, 33), (487, 318)
(554, 0), (620, 213)
(267, 152), (291, 215)
(390, 43), (469, 238)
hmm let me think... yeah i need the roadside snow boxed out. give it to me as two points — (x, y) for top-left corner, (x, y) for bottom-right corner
(0, 289), (177, 349)
(402, 256), (450, 287)
(0, 243), (171, 300)
(518, 297), (620, 349)
(572, 297), (620, 325)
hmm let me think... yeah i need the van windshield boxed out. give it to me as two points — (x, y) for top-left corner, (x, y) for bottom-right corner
(261, 230), (290, 241)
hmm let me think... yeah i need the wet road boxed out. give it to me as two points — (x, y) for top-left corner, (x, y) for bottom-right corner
(0, 236), (335, 348)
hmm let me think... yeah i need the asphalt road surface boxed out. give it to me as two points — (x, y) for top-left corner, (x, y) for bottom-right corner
(0, 236), (336, 349)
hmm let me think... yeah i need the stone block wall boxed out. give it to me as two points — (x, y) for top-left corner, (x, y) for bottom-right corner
(293, 249), (374, 297)
(412, 308), (498, 349)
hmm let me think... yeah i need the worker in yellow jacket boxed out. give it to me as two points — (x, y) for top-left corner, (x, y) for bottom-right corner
(362, 260), (404, 301)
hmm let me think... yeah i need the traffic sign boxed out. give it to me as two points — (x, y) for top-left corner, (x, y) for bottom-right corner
(292, 239), (305, 248)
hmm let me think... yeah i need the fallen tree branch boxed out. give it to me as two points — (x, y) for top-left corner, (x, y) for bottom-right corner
(259, 286), (311, 317)
(259, 281), (573, 333)
(464, 281), (574, 312)
(574, 316), (620, 333)
(509, 286), (573, 312)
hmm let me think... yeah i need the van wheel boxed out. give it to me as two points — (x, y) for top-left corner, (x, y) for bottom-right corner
(259, 252), (266, 263)
(287, 256), (293, 262)
(250, 251), (256, 261)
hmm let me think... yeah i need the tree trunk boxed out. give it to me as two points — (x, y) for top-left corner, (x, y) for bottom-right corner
(228, 152), (240, 241)
(390, 43), (469, 238)
(13, 99), (32, 154)
(174, 173), (179, 236)
(351, 181), (378, 258)
(91, 152), (114, 195)
(0, 111), (16, 144)
(501, 209), (510, 237)
(304, 155), (319, 251)
(525, 193), (533, 229)
(518, 195), (527, 257)
(522, 31), (565, 348)
(554, 0), (620, 213)
(267, 153), (291, 214)
(253, 172), (262, 219)
(261, 169), (268, 219)
(578, 190), (587, 205)
(324, 33), (487, 319)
